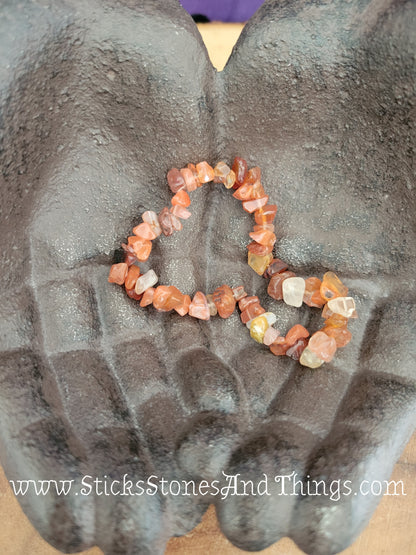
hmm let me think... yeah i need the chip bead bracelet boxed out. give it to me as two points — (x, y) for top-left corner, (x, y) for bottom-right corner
(108, 157), (357, 369)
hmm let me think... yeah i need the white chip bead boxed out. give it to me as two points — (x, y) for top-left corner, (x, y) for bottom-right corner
(299, 346), (324, 368)
(245, 311), (277, 329)
(135, 269), (158, 295)
(142, 210), (162, 236)
(327, 296), (356, 318)
(282, 277), (306, 307)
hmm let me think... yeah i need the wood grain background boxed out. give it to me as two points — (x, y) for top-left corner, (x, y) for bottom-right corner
(0, 22), (414, 555)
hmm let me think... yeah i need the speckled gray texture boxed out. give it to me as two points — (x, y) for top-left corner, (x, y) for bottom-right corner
(0, 1), (415, 554)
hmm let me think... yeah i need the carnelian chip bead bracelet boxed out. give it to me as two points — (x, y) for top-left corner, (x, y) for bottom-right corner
(108, 157), (357, 369)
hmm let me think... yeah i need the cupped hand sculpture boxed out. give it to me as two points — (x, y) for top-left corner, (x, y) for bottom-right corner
(0, 1), (415, 554)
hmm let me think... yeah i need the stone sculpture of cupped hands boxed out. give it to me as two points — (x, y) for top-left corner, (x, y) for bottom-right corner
(0, 1), (415, 554)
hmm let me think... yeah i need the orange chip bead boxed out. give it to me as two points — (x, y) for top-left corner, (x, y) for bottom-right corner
(250, 181), (266, 199)
(232, 182), (254, 200)
(308, 331), (337, 362)
(240, 303), (266, 324)
(171, 189), (191, 207)
(254, 204), (277, 225)
(285, 324), (310, 347)
(153, 285), (184, 312)
(196, 161), (215, 183)
(270, 337), (290, 356)
(322, 313), (349, 328)
(181, 167), (199, 191)
(170, 205), (191, 219)
(108, 263), (128, 285)
(245, 166), (261, 184)
(125, 287), (143, 300)
(132, 222), (158, 240)
(320, 271), (348, 301)
(232, 156), (248, 187)
(124, 265), (141, 290)
(249, 229), (276, 247)
(242, 196), (269, 213)
(322, 326), (352, 348)
(188, 291), (210, 320)
(303, 277), (325, 308)
(127, 236), (152, 261)
(212, 284), (236, 319)
(175, 294), (191, 316)
(140, 287), (155, 307)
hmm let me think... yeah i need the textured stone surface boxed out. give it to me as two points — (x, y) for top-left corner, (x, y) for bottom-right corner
(0, 1), (415, 554)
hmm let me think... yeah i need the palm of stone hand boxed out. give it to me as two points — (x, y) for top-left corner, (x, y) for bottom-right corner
(0, 1), (415, 554)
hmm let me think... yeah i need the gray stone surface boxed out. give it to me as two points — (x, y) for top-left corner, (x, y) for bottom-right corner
(0, 1), (415, 553)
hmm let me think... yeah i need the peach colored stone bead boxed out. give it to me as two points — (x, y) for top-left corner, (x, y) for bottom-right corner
(303, 277), (325, 308)
(212, 284), (236, 318)
(254, 204), (277, 225)
(171, 189), (191, 207)
(167, 168), (185, 193)
(140, 287), (155, 307)
(232, 286), (247, 301)
(153, 285), (184, 312)
(170, 205), (191, 219)
(142, 210), (162, 236)
(267, 271), (296, 300)
(285, 324), (310, 347)
(327, 296), (356, 318)
(320, 271), (348, 301)
(108, 263), (128, 285)
(127, 236), (152, 261)
(247, 241), (273, 256)
(242, 196), (269, 213)
(232, 182), (254, 200)
(322, 326), (352, 348)
(175, 294), (191, 316)
(238, 295), (259, 311)
(135, 269), (158, 295)
(308, 331), (337, 362)
(263, 327), (280, 346)
(132, 222), (158, 240)
(124, 265), (141, 290)
(270, 337), (290, 356)
(188, 291), (210, 320)
(248, 252), (273, 275)
(240, 303), (265, 324)
(158, 207), (182, 236)
(282, 277), (306, 307)
(250, 181), (267, 199)
(299, 346), (324, 368)
(249, 229), (276, 247)
(196, 161), (215, 183)
(181, 167), (198, 191)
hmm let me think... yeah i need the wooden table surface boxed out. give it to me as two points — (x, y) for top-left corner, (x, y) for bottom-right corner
(0, 22), (415, 555)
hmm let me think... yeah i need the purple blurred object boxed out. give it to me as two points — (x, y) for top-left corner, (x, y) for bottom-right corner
(180, 0), (265, 22)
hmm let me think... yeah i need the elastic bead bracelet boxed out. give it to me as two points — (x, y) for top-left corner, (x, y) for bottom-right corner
(108, 157), (357, 368)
